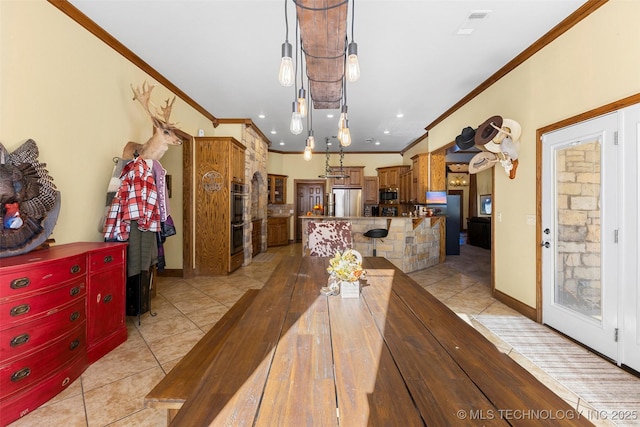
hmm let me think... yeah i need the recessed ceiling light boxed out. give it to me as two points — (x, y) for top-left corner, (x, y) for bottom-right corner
(279, 140), (285, 145)
(271, 130), (277, 134)
(327, 113), (334, 118)
(258, 114), (265, 119)
(374, 141), (381, 145)
(396, 113), (404, 118)
(456, 28), (474, 35)
(383, 130), (390, 135)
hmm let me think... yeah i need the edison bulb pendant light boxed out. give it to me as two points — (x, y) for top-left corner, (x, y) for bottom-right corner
(346, 42), (360, 83)
(290, 101), (303, 135)
(303, 143), (312, 161)
(340, 121), (352, 147)
(278, 42), (294, 86)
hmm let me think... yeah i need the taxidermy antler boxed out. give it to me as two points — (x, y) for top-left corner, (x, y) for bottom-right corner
(121, 82), (182, 160)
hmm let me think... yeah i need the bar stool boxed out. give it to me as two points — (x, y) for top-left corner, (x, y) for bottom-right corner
(363, 228), (388, 256)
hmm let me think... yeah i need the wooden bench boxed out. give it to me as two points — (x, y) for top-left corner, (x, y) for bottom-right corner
(144, 289), (259, 424)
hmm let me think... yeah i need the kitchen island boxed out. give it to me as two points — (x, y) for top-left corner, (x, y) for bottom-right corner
(300, 215), (445, 273)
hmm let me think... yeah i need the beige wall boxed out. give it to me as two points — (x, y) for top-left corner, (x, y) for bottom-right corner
(1, 1), (214, 269)
(419, 0), (640, 307)
(4, 1), (639, 310)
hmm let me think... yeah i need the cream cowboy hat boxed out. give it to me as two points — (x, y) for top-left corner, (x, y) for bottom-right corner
(468, 151), (498, 174)
(484, 118), (521, 153)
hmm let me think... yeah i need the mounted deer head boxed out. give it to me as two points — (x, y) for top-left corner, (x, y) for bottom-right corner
(122, 81), (182, 160)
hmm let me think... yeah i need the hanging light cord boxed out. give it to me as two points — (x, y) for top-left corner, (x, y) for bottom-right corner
(350, 0), (355, 42)
(294, 16), (299, 94)
(283, 0), (289, 43)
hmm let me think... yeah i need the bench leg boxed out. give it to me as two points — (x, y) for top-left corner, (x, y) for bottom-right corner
(168, 408), (179, 425)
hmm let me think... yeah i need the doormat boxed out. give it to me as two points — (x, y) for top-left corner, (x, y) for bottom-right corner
(475, 315), (640, 425)
(252, 252), (276, 263)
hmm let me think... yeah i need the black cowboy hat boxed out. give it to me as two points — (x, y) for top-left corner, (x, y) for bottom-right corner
(455, 126), (476, 150)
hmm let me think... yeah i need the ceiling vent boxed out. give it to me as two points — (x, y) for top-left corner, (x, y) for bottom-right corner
(468, 10), (491, 20)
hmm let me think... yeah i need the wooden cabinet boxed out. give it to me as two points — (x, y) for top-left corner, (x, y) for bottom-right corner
(399, 170), (413, 203)
(329, 166), (364, 189)
(251, 219), (262, 256)
(411, 152), (446, 203)
(86, 244), (127, 363)
(268, 174), (287, 204)
(231, 142), (245, 183)
(467, 217), (491, 249)
(0, 242), (127, 426)
(377, 165), (410, 189)
(363, 176), (379, 204)
(267, 217), (289, 247)
(195, 137), (247, 275)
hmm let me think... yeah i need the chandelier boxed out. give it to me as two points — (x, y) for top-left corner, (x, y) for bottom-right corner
(318, 137), (350, 179)
(278, 0), (361, 158)
(449, 174), (469, 187)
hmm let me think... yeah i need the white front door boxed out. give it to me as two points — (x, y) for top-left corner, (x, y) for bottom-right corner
(541, 113), (619, 361)
(620, 104), (640, 372)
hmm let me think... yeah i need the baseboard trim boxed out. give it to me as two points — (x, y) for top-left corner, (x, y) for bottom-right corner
(157, 269), (183, 277)
(492, 289), (537, 321)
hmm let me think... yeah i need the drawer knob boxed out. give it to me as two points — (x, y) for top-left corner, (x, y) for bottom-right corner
(10, 277), (30, 289)
(11, 367), (31, 382)
(103, 294), (113, 303)
(70, 311), (80, 322)
(10, 333), (30, 348)
(103, 255), (114, 263)
(70, 286), (81, 297)
(69, 339), (80, 351)
(10, 304), (30, 317)
(70, 264), (81, 274)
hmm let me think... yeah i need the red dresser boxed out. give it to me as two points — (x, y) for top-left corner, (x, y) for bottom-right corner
(0, 242), (128, 426)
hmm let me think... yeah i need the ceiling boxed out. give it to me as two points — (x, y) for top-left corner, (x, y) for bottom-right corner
(64, 0), (589, 154)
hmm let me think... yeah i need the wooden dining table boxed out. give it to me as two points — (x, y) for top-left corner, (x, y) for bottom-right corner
(170, 255), (593, 426)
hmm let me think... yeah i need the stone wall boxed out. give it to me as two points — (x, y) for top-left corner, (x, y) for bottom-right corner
(242, 126), (269, 262)
(556, 140), (601, 316)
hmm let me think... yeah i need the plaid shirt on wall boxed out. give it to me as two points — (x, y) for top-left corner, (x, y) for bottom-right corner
(103, 157), (160, 241)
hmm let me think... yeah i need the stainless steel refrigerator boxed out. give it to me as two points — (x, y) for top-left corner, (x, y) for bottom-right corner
(332, 189), (362, 217)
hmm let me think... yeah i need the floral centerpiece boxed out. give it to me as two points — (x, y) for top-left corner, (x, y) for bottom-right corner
(327, 249), (366, 282)
(323, 249), (366, 298)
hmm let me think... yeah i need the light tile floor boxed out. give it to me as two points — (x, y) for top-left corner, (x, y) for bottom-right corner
(7, 242), (635, 426)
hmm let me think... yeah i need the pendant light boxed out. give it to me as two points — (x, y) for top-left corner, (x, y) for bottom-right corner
(305, 92), (315, 156)
(297, 36), (307, 117)
(278, 0), (294, 87)
(340, 120), (352, 147)
(303, 140), (313, 161)
(338, 73), (351, 146)
(290, 101), (303, 135)
(289, 20), (303, 135)
(346, 0), (360, 83)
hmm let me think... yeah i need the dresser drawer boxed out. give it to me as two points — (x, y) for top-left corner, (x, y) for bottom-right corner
(0, 279), (86, 328)
(89, 247), (125, 273)
(0, 254), (86, 300)
(0, 299), (86, 363)
(0, 350), (87, 426)
(0, 323), (86, 397)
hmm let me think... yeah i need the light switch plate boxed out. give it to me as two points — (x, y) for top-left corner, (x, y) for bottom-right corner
(526, 214), (536, 226)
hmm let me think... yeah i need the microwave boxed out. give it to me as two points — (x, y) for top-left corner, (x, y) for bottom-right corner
(379, 187), (399, 204)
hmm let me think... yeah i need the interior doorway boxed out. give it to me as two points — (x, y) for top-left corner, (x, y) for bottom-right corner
(294, 180), (326, 242)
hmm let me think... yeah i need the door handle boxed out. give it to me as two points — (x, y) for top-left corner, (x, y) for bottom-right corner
(541, 241), (550, 248)
(544, 228), (551, 235)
